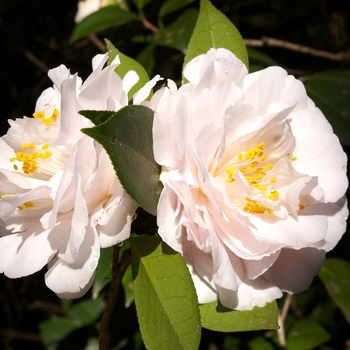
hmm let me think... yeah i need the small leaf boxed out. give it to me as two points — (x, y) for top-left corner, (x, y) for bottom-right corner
(304, 70), (350, 145)
(136, 44), (156, 75)
(130, 235), (201, 350)
(158, 0), (195, 21)
(132, 0), (153, 11)
(183, 0), (248, 74)
(82, 105), (162, 216)
(68, 297), (106, 326)
(248, 336), (276, 350)
(155, 8), (198, 54)
(286, 319), (331, 350)
(319, 258), (350, 316)
(79, 110), (116, 126)
(92, 246), (114, 299)
(39, 318), (78, 349)
(200, 300), (278, 332)
(247, 47), (278, 71)
(70, 6), (138, 43)
(105, 39), (151, 101)
(122, 264), (135, 307)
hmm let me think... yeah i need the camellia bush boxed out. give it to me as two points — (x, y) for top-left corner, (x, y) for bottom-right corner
(0, 0), (349, 349)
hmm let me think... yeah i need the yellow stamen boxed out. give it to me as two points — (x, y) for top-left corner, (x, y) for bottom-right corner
(270, 177), (277, 183)
(33, 108), (59, 126)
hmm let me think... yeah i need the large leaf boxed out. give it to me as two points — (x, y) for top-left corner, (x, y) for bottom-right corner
(200, 300), (278, 332)
(286, 319), (331, 350)
(79, 110), (115, 126)
(304, 70), (350, 145)
(130, 235), (201, 350)
(319, 258), (350, 316)
(155, 8), (198, 54)
(183, 0), (248, 74)
(70, 6), (138, 43)
(105, 39), (151, 101)
(82, 105), (162, 216)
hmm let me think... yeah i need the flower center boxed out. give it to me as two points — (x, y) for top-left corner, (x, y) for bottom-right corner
(8, 108), (67, 180)
(225, 141), (296, 214)
(33, 108), (59, 126)
(10, 143), (52, 175)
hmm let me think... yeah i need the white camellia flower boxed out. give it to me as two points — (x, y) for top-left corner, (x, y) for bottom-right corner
(152, 48), (348, 310)
(0, 53), (160, 298)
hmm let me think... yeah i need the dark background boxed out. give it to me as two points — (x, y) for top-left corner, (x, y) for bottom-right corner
(0, 0), (349, 349)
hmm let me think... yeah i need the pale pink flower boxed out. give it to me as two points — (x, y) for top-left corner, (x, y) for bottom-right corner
(152, 48), (348, 310)
(0, 54), (159, 298)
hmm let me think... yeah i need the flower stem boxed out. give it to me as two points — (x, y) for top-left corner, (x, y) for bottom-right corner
(277, 293), (293, 348)
(99, 245), (132, 350)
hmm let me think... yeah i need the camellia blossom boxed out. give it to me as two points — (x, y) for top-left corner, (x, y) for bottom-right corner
(0, 53), (160, 298)
(152, 48), (348, 310)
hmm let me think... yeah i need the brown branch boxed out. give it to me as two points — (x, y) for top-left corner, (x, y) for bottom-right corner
(88, 33), (106, 52)
(23, 50), (50, 72)
(141, 16), (159, 34)
(0, 329), (42, 343)
(99, 246), (132, 350)
(244, 36), (350, 61)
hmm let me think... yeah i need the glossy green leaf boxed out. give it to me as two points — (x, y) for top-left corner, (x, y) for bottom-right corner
(304, 70), (350, 145)
(248, 336), (276, 350)
(183, 0), (248, 75)
(319, 258), (350, 316)
(286, 319), (331, 350)
(82, 105), (162, 216)
(70, 6), (138, 43)
(92, 246), (113, 299)
(130, 235), (201, 350)
(79, 110), (115, 126)
(200, 300), (278, 332)
(158, 0), (195, 21)
(155, 8), (198, 54)
(68, 297), (106, 326)
(105, 39), (151, 101)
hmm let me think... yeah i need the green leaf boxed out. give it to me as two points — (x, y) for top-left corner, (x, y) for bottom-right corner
(105, 39), (151, 101)
(82, 105), (162, 216)
(247, 47), (278, 70)
(183, 0), (248, 75)
(248, 336), (276, 350)
(68, 297), (106, 326)
(92, 246), (114, 299)
(200, 300), (278, 332)
(319, 258), (350, 316)
(155, 8), (198, 54)
(286, 319), (331, 350)
(79, 110), (116, 126)
(130, 235), (201, 350)
(132, 0), (153, 11)
(122, 264), (135, 307)
(158, 0), (195, 21)
(70, 6), (138, 43)
(304, 70), (350, 145)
